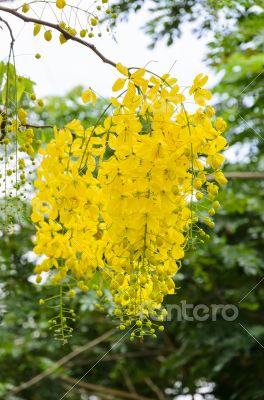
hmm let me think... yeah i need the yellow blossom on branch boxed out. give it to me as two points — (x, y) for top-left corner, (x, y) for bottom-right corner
(32, 66), (228, 339)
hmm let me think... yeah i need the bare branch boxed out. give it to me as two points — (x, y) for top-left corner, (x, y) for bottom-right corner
(207, 172), (264, 180)
(224, 172), (264, 179)
(0, 5), (117, 67)
(11, 328), (115, 395)
(61, 375), (152, 400)
(24, 123), (54, 129)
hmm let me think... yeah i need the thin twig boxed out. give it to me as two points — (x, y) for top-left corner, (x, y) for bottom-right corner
(0, 14), (14, 41)
(61, 375), (152, 400)
(122, 369), (138, 395)
(145, 378), (166, 400)
(24, 123), (54, 129)
(0, 5), (117, 67)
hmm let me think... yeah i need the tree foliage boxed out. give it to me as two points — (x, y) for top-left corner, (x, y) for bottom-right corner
(111, 0), (264, 47)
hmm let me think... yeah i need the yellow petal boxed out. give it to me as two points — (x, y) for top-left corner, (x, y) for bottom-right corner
(131, 68), (145, 79)
(65, 119), (84, 135)
(112, 78), (126, 92)
(91, 91), (97, 105)
(116, 62), (129, 76)
(82, 89), (91, 103)
(110, 97), (120, 107)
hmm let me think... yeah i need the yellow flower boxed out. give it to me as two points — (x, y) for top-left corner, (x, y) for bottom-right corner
(22, 3), (30, 13)
(214, 171), (228, 185)
(81, 89), (96, 105)
(44, 30), (52, 41)
(56, 0), (66, 9)
(215, 117), (227, 133)
(36, 275), (42, 284)
(18, 108), (27, 124)
(190, 73), (212, 106)
(32, 68), (227, 337)
(207, 154), (225, 169)
(59, 33), (67, 44)
(33, 23), (41, 36)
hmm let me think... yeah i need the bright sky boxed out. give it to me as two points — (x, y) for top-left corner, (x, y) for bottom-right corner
(0, 0), (213, 98)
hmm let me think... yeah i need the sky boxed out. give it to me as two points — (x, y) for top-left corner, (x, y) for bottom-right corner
(0, 0), (213, 98)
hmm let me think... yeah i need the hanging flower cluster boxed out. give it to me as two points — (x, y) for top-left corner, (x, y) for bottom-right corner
(21, 0), (116, 44)
(0, 62), (42, 230)
(32, 65), (228, 338)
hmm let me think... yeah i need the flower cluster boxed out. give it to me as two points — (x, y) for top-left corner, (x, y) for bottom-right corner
(0, 103), (40, 230)
(22, 0), (116, 44)
(32, 66), (228, 338)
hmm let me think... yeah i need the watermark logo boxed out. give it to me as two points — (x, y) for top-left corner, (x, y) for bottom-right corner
(146, 301), (239, 322)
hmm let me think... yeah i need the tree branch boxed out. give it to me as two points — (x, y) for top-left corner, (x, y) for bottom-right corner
(24, 123), (54, 129)
(0, 14), (14, 42)
(145, 378), (166, 400)
(0, 5), (117, 67)
(208, 172), (264, 180)
(61, 375), (152, 400)
(11, 328), (115, 395)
